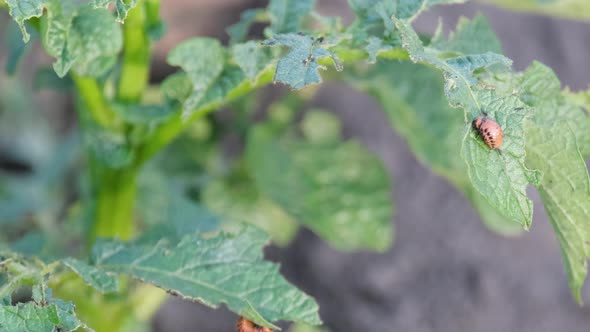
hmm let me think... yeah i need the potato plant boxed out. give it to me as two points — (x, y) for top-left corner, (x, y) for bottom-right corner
(1, 0), (590, 331)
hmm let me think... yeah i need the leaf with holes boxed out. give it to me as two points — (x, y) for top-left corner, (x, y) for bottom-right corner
(41, 2), (122, 77)
(264, 33), (342, 89)
(4, 0), (47, 42)
(90, 225), (321, 328)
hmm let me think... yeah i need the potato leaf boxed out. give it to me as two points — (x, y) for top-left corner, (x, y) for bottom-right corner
(520, 62), (590, 304)
(245, 117), (394, 251)
(394, 15), (540, 228)
(267, 0), (315, 35)
(264, 33), (342, 89)
(3, 0), (47, 42)
(62, 258), (119, 294)
(231, 41), (274, 82)
(90, 225), (321, 328)
(167, 38), (226, 116)
(357, 61), (521, 235)
(42, 2), (122, 77)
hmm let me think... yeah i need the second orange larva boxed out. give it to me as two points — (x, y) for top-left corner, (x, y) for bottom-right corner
(472, 116), (503, 149)
(237, 317), (273, 332)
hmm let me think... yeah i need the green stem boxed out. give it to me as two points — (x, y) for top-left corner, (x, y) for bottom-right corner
(135, 47), (408, 166)
(91, 165), (137, 241)
(72, 74), (118, 128)
(117, 0), (151, 103)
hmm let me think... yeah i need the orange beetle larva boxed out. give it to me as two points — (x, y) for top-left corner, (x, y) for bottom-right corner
(237, 317), (273, 332)
(472, 115), (504, 149)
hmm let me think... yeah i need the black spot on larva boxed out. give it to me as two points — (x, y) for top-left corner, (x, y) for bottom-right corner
(515, 107), (524, 111)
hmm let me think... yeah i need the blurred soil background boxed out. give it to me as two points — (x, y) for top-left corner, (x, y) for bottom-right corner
(3, 1), (590, 331)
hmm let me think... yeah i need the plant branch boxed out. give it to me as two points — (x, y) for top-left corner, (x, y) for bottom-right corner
(135, 47), (409, 166)
(71, 74), (118, 128)
(117, 0), (151, 103)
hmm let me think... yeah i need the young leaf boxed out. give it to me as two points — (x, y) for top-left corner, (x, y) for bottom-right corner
(4, 0), (47, 42)
(520, 62), (590, 304)
(62, 258), (119, 294)
(264, 33), (342, 89)
(267, 0), (315, 35)
(167, 38), (225, 116)
(91, 0), (138, 22)
(231, 41), (274, 82)
(91, 225), (321, 328)
(42, 3), (123, 77)
(246, 120), (394, 251)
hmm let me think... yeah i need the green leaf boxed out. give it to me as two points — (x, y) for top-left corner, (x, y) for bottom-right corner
(430, 14), (503, 54)
(480, 0), (590, 21)
(231, 41), (274, 82)
(91, 225), (321, 328)
(264, 33), (342, 89)
(161, 72), (193, 105)
(394, 16), (540, 228)
(563, 90), (590, 158)
(62, 258), (119, 293)
(4, 0), (47, 42)
(227, 8), (264, 44)
(202, 177), (299, 246)
(5, 21), (32, 75)
(349, 0), (466, 26)
(267, 0), (315, 34)
(91, 0), (138, 22)
(0, 302), (61, 332)
(519, 62), (590, 304)
(167, 38), (226, 116)
(358, 61), (522, 235)
(394, 17), (512, 114)
(246, 120), (394, 251)
(42, 3), (123, 78)
(0, 265), (86, 331)
(461, 91), (539, 228)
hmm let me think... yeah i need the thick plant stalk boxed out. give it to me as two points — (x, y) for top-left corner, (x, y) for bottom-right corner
(92, 166), (137, 241)
(117, 0), (151, 103)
